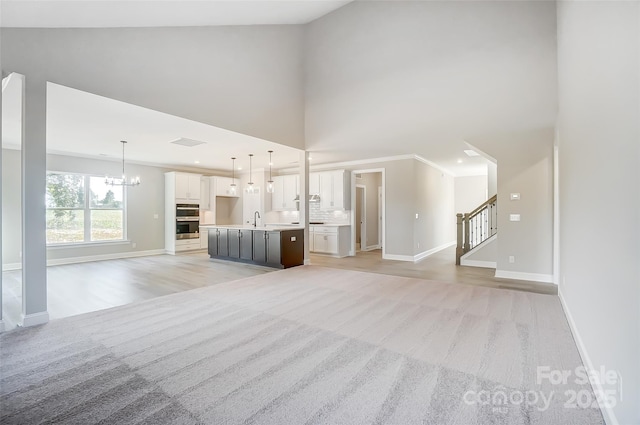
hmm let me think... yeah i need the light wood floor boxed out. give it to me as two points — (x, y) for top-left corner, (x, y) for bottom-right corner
(311, 246), (557, 295)
(2, 246), (555, 332)
(1, 253), (274, 331)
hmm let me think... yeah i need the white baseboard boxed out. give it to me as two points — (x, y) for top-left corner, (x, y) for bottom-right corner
(558, 287), (619, 425)
(363, 244), (381, 252)
(384, 241), (455, 262)
(494, 269), (554, 283)
(461, 259), (497, 268)
(2, 262), (21, 271)
(5, 249), (166, 270)
(303, 259), (311, 265)
(414, 241), (456, 262)
(383, 253), (414, 261)
(20, 311), (49, 327)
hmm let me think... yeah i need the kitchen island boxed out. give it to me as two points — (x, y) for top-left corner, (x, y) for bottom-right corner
(200, 225), (304, 269)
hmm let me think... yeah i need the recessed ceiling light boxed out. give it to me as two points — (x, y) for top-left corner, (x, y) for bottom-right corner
(464, 149), (480, 157)
(237, 166), (243, 170)
(457, 159), (463, 164)
(194, 160), (200, 164)
(308, 156), (313, 161)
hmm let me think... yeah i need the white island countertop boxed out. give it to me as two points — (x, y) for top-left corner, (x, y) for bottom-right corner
(200, 224), (304, 232)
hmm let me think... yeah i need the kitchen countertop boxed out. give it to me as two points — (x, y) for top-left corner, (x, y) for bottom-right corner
(200, 224), (304, 232)
(265, 222), (351, 227)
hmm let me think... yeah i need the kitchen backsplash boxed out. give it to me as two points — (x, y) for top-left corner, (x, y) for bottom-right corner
(265, 203), (350, 225)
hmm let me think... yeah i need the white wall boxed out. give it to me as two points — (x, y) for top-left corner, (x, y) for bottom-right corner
(1, 26), (305, 150)
(472, 129), (554, 279)
(414, 161), (456, 256)
(487, 162), (497, 197)
(1, 149), (22, 265)
(304, 1), (558, 162)
(2, 149), (198, 265)
(557, 2), (640, 424)
(455, 175), (488, 214)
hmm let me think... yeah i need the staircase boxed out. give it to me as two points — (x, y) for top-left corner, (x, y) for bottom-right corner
(456, 195), (497, 265)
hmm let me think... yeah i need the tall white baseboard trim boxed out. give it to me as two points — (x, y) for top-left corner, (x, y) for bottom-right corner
(494, 270), (554, 283)
(20, 311), (50, 327)
(461, 259), (497, 268)
(4, 250), (166, 270)
(384, 241), (455, 262)
(2, 262), (21, 271)
(303, 259), (311, 265)
(558, 287), (619, 425)
(383, 253), (413, 261)
(363, 244), (381, 252)
(414, 241), (456, 262)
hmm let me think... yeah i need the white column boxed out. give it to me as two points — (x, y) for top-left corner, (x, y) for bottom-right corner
(21, 77), (48, 327)
(0, 71), (4, 332)
(299, 151), (310, 264)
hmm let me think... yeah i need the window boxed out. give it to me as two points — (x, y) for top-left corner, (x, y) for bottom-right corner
(46, 173), (125, 244)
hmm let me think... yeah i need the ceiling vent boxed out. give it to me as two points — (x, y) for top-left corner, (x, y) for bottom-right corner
(464, 149), (480, 157)
(170, 138), (207, 148)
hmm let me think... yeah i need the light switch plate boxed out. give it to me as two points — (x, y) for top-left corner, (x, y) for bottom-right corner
(290, 236), (296, 242)
(509, 214), (521, 222)
(510, 193), (521, 201)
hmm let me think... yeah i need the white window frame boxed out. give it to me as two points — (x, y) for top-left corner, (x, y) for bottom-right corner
(45, 171), (128, 246)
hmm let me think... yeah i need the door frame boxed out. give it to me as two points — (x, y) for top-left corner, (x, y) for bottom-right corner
(356, 184), (366, 251)
(350, 168), (385, 257)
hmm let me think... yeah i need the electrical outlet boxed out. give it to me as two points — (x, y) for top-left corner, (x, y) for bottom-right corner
(153, 213), (159, 219)
(509, 256), (515, 263)
(417, 242), (420, 249)
(132, 242), (137, 248)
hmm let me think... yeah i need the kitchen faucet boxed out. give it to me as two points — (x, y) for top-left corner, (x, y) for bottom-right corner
(253, 211), (261, 228)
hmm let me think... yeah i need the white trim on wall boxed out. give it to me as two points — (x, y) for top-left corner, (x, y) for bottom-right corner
(350, 168), (386, 259)
(2, 263), (21, 271)
(494, 269), (554, 283)
(283, 154), (455, 176)
(20, 311), (49, 327)
(383, 241), (455, 262)
(4, 249), (165, 270)
(558, 287), (619, 425)
(461, 259), (497, 268)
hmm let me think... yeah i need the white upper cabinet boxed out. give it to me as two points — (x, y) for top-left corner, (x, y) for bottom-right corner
(171, 172), (201, 202)
(319, 170), (347, 210)
(200, 176), (210, 210)
(214, 176), (240, 198)
(271, 175), (298, 211)
(310, 172), (321, 196)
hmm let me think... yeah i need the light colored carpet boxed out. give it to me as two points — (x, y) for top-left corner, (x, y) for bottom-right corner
(0, 265), (603, 424)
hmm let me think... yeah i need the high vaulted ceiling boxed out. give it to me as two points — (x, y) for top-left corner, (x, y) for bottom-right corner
(0, 0), (352, 28)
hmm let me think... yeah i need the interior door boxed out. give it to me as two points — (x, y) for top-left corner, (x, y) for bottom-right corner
(356, 186), (366, 250)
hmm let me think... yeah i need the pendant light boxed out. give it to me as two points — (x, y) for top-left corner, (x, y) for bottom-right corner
(266, 150), (274, 194)
(105, 140), (140, 187)
(246, 154), (255, 194)
(229, 157), (237, 196)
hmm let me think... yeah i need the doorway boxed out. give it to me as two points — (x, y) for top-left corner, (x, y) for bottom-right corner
(351, 170), (384, 256)
(356, 185), (365, 252)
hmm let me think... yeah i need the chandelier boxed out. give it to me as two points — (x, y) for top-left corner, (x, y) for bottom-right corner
(105, 140), (141, 187)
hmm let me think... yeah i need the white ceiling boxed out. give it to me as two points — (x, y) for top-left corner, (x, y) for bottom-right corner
(0, 0), (352, 28)
(2, 77), (302, 173)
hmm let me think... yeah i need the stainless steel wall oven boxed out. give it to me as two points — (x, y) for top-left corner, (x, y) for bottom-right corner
(176, 204), (200, 239)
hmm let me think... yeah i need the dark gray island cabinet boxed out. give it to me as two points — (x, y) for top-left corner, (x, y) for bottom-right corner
(206, 226), (304, 269)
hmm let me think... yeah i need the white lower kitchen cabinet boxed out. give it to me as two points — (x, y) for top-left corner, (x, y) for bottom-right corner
(309, 225), (350, 257)
(174, 238), (202, 253)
